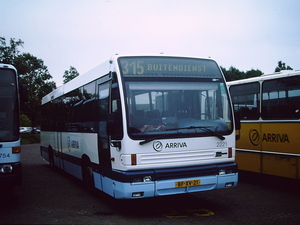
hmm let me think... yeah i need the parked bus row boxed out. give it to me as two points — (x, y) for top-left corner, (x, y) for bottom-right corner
(4, 55), (298, 199)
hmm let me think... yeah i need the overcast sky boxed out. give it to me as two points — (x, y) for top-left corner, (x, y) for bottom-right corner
(1, 0), (300, 86)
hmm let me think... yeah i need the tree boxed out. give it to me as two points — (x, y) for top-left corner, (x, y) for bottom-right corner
(63, 66), (79, 84)
(0, 37), (24, 63)
(20, 114), (31, 127)
(275, 61), (293, 72)
(0, 37), (56, 127)
(14, 53), (56, 127)
(221, 66), (246, 81)
(221, 66), (263, 81)
(245, 69), (263, 79)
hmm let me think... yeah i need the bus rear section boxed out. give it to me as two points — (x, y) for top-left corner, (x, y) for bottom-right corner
(40, 55), (238, 199)
(0, 64), (22, 187)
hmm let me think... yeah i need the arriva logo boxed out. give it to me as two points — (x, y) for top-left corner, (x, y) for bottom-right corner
(153, 141), (163, 152)
(153, 141), (188, 152)
(249, 129), (290, 146)
(249, 129), (260, 146)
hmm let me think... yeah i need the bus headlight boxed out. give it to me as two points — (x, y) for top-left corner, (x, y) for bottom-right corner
(132, 175), (153, 183)
(219, 169), (226, 175)
(143, 176), (152, 182)
(0, 164), (13, 173)
(219, 169), (233, 175)
(217, 163), (237, 175)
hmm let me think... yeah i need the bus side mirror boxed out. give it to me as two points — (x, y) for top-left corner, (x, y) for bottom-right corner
(19, 84), (28, 102)
(107, 113), (116, 136)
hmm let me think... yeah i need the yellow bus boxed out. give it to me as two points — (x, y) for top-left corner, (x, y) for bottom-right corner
(228, 70), (300, 179)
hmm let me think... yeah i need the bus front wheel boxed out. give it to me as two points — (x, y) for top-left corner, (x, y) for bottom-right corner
(81, 157), (94, 191)
(48, 146), (55, 170)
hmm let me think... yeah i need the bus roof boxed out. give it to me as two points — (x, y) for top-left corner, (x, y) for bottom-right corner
(42, 59), (111, 105)
(0, 63), (17, 70)
(227, 70), (300, 86)
(42, 54), (217, 105)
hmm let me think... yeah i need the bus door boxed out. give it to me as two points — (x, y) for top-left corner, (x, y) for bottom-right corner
(230, 82), (262, 173)
(54, 131), (64, 169)
(54, 99), (64, 170)
(237, 121), (262, 173)
(97, 81), (111, 170)
(260, 77), (300, 178)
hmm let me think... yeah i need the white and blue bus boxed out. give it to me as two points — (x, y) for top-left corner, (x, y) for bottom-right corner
(40, 54), (238, 199)
(0, 64), (22, 187)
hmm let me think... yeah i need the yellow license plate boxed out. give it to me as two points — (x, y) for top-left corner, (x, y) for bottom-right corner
(175, 179), (201, 188)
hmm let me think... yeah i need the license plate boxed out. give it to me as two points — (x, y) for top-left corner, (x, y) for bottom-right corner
(175, 179), (200, 188)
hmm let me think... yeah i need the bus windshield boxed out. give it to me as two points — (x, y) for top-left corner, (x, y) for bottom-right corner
(124, 79), (232, 139)
(0, 69), (19, 141)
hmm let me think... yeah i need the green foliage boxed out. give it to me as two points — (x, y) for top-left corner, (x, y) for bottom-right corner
(63, 66), (79, 84)
(0, 37), (56, 127)
(221, 66), (263, 81)
(275, 61), (293, 72)
(245, 69), (263, 79)
(0, 37), (24, 63)
(16, 53), (56, 127)
(20, 114), (31, 127)
(21, 133), (40, 144)
(221, 66), (245, 81)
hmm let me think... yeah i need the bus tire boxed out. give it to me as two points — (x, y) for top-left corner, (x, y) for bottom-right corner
(81, 156), (94, 191)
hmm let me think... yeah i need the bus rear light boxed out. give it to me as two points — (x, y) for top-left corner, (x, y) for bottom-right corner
(12, 146), (21, 154)
(0, 164), (13, 173)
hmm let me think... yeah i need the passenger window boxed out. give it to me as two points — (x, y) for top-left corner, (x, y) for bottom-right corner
(262, 77), (300, 119)
(229, 82), (260, 120)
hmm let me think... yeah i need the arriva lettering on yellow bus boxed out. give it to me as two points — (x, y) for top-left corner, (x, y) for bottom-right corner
(262, 133), (289, 143)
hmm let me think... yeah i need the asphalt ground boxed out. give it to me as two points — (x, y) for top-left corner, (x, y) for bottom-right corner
(0, 144), (299, 224)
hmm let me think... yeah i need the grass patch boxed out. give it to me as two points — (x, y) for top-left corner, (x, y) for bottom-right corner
(21, 133), (40, 144)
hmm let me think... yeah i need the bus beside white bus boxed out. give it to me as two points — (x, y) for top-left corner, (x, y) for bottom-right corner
(40, 54), (238, 199)
(228, 70), (300, 179)
(0, 64), (22, 187)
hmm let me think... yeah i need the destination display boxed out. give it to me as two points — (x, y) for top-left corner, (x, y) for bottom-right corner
(118, 56), (223, 78)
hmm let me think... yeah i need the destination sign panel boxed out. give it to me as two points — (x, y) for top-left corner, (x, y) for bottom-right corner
(118, 56), (223, 78)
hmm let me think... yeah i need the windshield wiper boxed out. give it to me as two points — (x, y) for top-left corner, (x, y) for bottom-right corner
(187, 126), (225, 140)
(139, 126), (224, 145)
(139, 132), (182, 145)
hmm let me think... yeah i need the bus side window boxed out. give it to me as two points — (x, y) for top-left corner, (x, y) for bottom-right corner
(262, 76), (300, 119)
(229, 82), (260, 120)
(111, 86), (123, 139)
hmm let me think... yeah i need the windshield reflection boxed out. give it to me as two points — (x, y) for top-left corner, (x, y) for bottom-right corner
(125, 80), (232, 138)
(0, 70), (18, 141)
